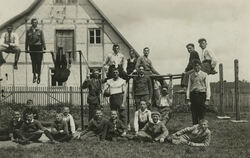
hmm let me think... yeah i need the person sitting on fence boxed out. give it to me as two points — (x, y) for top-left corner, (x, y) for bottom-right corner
(106, 110), (127, 141)
(167, 119), (211, 147)
(133, 65), (152, 110)
(82, 69), (106, 121)
(50, 47), (71, 83)
(126, 48), (137, 75)
(45, 113), (72, 143)
(0, 25), (21, 69)
(0, 111), (23, 141)
(134, 100), (152, 135)
(136, 111), (169, 143)
(81, 109), (108, 141)
(23, 99), (39, 120)
(157, 84), (173, 125)
(16, 113), (51, 145)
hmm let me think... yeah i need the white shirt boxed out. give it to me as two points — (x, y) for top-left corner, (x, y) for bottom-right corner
(200, 48), (218, 68)
(159, 95), (172, 107)
(106, 77), (126, 95)
(0, 32), (19, 46)
(134, 109), (152, 132)
(63, 114), (76, 134)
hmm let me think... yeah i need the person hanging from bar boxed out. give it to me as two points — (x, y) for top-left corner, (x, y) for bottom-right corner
(25, 18), (46, 84)
(0, 25), (21, 69)
(50, 47), (70, 83)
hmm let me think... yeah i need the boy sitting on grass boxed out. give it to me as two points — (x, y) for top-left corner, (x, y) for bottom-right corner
(136, 111), (169, 143)
(23, 99), (39, 120)
(0, 111), (23, 141)
(62, 107), (79, 139)
(81, 109), (108, 141)
(168, 119), (211, 147)
(134, 100), (152, 135)
(16, 113), (51, 145)
(106, 110), (127, 141)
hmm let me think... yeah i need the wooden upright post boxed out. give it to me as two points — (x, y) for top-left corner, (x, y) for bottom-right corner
(79, 51), (84, 129)
(219, 64), (224, 115)
(234, 59), (240, 120)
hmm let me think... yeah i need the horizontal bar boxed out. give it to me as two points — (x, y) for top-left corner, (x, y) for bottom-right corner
(20, 50), (54, 53)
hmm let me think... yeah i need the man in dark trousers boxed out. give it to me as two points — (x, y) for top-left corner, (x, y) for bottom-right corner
(25, 18), (46, 84)
(133, 65), (152, 110)
(186, 59), (211, 125)
(82, 69), (105, 121)
(181, 43), (201, 88)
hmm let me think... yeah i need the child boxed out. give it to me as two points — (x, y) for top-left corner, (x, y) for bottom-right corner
(137, 111), (169, 143)
(23, 99), (39, 120)
(134, 100), (152, 134)
(81, 109), (108, 141)
(0, 111), (23, 141)
(168, 119), (211, 147)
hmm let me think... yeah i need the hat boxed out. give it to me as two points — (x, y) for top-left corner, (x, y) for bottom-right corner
(151, 111), (161, 117)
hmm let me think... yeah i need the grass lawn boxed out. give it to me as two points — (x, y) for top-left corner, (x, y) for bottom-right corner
(0, 112), (249, 158)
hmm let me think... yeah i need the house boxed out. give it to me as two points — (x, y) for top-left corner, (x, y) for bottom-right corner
(0, 0), (139, 87)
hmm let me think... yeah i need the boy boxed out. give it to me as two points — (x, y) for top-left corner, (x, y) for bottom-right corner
(168, 119), (211, 147)
(106, 110), (126, 141)
(134, 101), (152, 134)
(137, 111), (169, 143)
(23, 99), (39, 120)
(17, 113), (51, 145)
(81, 109), (108, 141)
(0, 111), (23, 141)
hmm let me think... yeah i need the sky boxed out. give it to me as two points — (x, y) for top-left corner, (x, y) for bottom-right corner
(0, 0), (250, 82)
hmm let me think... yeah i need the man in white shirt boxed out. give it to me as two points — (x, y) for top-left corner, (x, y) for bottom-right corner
(104, 44), (127, 80)
(0, 25), (21, 69)
(105, 68), (127, 126)
(198, 38), (218, 75)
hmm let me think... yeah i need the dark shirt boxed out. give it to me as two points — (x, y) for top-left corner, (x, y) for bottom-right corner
(133, 74), (152, 96)
(23, 107), (39, 120)
(9, 118), (23, 133)
(87, 117), (108, 139)
(25, 27), (46, 50)
(51, 120), (69, 135)
(142, 121), (169, 139)
(126, 58), (137, 75)
(82, 79), (104, 104)
(185, 51), (201, 72)
(106, 119), (125, 137)
(20, 120), (45, 133)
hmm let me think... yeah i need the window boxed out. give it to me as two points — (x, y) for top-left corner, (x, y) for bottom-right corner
(54, 0), (77, 5)
(54, 0), (66, 5)
(50, 68), (63, 86)
(89, 29), (102, 44)
(67, 0), (77, 4)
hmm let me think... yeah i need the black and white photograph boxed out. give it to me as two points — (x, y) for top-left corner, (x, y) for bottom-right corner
(0, 0), (249, 157)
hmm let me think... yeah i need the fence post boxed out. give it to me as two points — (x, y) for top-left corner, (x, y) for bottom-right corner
(219, 64), (224, 115)
(234, 59), (240, 120)
(69, 86), (73, 106)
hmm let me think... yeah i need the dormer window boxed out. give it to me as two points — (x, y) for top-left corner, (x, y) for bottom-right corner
(54, 0), (77, 5)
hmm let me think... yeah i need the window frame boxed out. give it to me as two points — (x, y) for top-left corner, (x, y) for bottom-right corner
(88, 28), (102, 45)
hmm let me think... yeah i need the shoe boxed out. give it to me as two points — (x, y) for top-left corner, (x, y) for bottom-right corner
(33, 75), (37, 83)
(37, 77), (40, 84)
(13, 64), (18, 70)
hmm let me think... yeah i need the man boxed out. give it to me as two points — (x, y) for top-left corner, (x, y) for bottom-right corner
(168, 119), (211, 147)
(23, 99), (39, 120)
(104, 44), (127, 80)
(105, 68), (127, 126)
(0, 25), (21, 69)
(198, 38), (218, 75)
(47, 113), (72, 143)
(134, 100), (152, 134)
(133, 65), (152, 110)
(0, 111), (23, 141)
(181, 43), (201, 88)
(25, 18), (46, 84)
(126, 48), (137, 75)
(82, 69), (105, 121)
(81, 109), (108, 141)
(16, 113), (51, 145)
(106, 110), (126, 141)
(135, 47), (159, 75)
(137, 111), (169, 143)
(186, 59), (210, 125)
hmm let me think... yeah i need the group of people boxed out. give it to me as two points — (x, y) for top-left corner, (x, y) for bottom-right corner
(0, 18), (70, 84)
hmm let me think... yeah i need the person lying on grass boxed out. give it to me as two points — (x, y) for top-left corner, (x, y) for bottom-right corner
(168, 119), (211, 147)
(134, 100), (152, 135)
(106, 110), (127, 141)
(136, 111), (169, 143)
(0, 111), (23, 141)
(81, 109), (108, 141)
(45, 113), (72, 143)
(16, 113), (52, 145)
